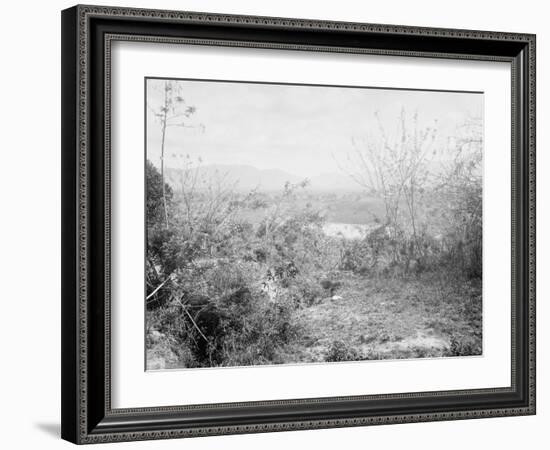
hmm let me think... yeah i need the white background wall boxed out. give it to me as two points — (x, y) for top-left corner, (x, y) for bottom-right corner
(0, 0), (545, 448)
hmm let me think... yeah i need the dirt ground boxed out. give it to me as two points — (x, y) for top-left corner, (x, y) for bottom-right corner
(287, 273), (482, 363)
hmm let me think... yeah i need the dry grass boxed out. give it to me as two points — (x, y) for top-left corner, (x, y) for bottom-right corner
(147, 271), (482, 369)
(287, 272), (482, 363)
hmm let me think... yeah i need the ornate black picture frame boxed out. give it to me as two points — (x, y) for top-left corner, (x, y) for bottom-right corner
(61, 4), (536, 444)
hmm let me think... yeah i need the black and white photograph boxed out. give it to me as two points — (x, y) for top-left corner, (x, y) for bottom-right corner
(145, 78), (484, 370)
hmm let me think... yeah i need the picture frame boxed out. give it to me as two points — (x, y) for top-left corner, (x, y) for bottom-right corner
(61, 4), (536, 444)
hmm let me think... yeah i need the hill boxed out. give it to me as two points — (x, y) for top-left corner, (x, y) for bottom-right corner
(164, 164), (362, 192)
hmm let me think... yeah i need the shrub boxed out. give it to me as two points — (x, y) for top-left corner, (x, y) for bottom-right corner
(447, 334), (482, 357)
(150, 260), (304, 367)
(286, 273), (324, 307)
(220, 301), (298, 366)
(325, 340), (361, 362)
(146, 160), (173, 227)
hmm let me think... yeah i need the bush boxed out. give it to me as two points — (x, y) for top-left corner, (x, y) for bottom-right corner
(220, 300), (298, 366)
(338, 225), (405, 277)
(284, 273), (324, 307)
(339, 239), (372, 273)
(147, 260), (304, 367)
(325, 340), (361, 362)
(447, 334), (482, 357)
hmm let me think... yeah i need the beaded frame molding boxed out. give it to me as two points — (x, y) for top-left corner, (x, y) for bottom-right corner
(61, 4), (536, 444)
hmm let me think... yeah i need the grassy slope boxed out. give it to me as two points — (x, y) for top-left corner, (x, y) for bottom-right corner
(147, 272), (482, 369)
(285, 273), (482, 363)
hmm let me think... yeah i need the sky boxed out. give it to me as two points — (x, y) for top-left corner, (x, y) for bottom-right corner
(146, 78), (483, 178)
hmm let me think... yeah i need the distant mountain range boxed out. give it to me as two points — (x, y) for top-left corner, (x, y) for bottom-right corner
(165, 164), (363, 192)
